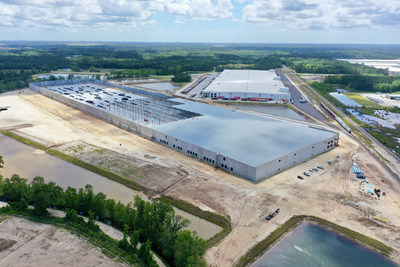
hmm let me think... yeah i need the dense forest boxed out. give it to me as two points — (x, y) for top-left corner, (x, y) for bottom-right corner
(1, 42), (400, 94)
(0, 156), (206, 267)
(322, 74), (400, 93)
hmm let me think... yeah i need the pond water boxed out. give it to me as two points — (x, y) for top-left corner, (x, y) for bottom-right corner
(252, 223), (397, 267)
(0, 134), (221, 239)
(232, 104), (305, 121)
(136, 82), (180, 91)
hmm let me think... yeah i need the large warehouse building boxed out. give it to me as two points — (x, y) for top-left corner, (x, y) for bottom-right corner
(30, 80), (338, 182)
(202, 69), (290, 100)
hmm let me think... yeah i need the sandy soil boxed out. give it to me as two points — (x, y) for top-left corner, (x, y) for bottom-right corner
(0, 203), (165, 267)
(0, 216), (128, 267)
(1, 89), (400, 266)
(47, 208), (166, 267)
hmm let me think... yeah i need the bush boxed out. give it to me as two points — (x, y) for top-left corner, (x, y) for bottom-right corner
(171, 72), (191, 83)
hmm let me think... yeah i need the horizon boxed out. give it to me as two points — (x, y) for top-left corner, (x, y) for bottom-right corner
(1, 41), (400, 46)
(0, 0), (399, 44)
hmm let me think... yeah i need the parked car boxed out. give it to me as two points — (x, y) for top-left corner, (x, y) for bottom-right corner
(303, 172), (310, 177)
(297, 175), (304, 180)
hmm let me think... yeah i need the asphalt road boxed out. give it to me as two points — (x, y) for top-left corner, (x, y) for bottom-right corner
(282, 67), (400, 180)
(190, 73), (218, 97)
(277, 70), (326, 121)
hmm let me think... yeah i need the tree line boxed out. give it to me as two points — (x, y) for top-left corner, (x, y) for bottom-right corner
(1, 43), (399, 94)
(323, 74), (400, 92)
(285, 58), (388, 75)
(0, 157), (206, 267)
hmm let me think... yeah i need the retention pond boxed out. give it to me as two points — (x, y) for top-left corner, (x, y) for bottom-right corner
(252, 223), (396, 267)
(0, 134), (221, 240)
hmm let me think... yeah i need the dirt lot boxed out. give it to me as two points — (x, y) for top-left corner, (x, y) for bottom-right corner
(1, 89), (400, 266)
(0, 216), (128, 267)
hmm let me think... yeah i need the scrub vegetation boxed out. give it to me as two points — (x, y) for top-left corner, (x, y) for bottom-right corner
(0, 131), (233, 264)
(160, 195), (232, 247)
(0, 130), (145, 192)
(308, 72), (400, 157)
(0, 156), (206, 266)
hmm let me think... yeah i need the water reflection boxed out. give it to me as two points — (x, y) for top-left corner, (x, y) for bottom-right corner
(252, 223), (397, 267)
(0, 134), (221, 239)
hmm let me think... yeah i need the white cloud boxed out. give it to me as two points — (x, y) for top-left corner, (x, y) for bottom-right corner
(242, 0), (400, 29)
(0, 0), (235, 32)
(0, 0), (162, 31)
(1, 0), (397, 35)
(164, 0), (234, 23)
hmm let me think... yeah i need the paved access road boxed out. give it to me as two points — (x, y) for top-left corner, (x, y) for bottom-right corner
(277, 69), (326, 121)
(282, 67), (400, 180)
(190, 73), (218, 97)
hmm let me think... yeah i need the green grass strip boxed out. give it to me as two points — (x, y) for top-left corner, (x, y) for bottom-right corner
(236, 215), (393, 267)
(307, 216), (393, 256)
(0, 130), (48, 150)
(236, 216), (302, 267)
(0, 130), (144, 192)
(0, 130), (229, 247)
(160, 195), (232, 247)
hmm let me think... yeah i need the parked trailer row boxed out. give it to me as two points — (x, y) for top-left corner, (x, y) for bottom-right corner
(182, 76), (207, 94)
(320, 102), (352, 134)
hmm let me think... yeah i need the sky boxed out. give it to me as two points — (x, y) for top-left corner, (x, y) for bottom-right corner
(0, 0), (399, 44)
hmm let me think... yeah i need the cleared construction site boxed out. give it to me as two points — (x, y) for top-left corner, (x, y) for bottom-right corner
(30, 79), (339, 181)
(2, 85), (400, 266)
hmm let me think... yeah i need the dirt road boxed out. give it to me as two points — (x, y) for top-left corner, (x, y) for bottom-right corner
(1, 89), (400, 266)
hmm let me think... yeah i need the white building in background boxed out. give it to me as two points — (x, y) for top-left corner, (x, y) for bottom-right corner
(202, 69), (291, 100)
(30, 80), (338, 182)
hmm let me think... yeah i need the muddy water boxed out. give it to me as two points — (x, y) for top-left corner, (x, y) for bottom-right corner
(0, 134), (221, 239)
(252, 223), (397, 267)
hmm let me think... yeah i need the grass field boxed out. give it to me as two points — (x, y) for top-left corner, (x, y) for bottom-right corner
(344, 93), (382, 108)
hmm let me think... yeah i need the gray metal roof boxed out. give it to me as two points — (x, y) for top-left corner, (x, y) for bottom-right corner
(151, 99), (337, 166)
(45, 83), (337, 167)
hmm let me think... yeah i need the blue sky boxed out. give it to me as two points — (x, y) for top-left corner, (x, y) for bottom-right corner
(0, 0), (399, 44)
